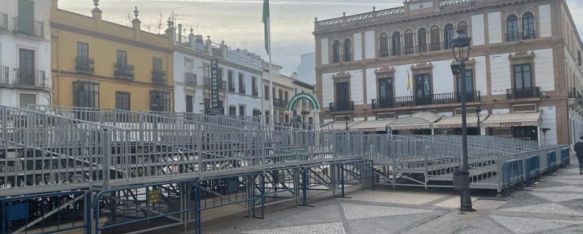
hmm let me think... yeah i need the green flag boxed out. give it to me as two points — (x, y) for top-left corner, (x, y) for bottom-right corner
(262, 0), (270, 55)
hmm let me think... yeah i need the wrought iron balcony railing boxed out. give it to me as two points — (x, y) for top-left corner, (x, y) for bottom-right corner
(12, 16), (44, 38)
(114, 63), (134, 79)
(372, 91), (481, 110)
(379, 49), (389, 57)
(329, 101), (354, 112)
(506, 30), (536, 42)
(75, 56), (94, 74)
(152, 70), (167, 85)
(507, 87), (541, 99)
(273, 98), (287, 108)
(14, 68), (47, 89)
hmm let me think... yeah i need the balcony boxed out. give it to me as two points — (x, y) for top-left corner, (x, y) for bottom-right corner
(273, 98), (288, 109)
(252, 88), (259, 97)
(185, 72), (197, 86)
(372, 91), (481, 110)
(152, 70), (167, 85)
(506, 31), (536, 42)
(228, 84), (236, 92)
(113, 63), (134, 80)
(75, 56), (94, 74)
(12, 17), (44, 38)
(329, 101), (354, 112)
(14, 68), (47, 89)
(507, 87), (541, 100)
(0, 13), (7, 32)
(379, 49), (389, 57)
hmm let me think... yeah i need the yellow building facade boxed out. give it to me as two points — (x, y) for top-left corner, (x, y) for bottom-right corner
(50, 0), (174, 111)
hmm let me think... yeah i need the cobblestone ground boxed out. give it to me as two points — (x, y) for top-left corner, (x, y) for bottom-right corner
(204, 160), (583, 234)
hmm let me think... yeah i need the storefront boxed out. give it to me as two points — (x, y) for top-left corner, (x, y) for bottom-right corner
(482, 112), (541, 141)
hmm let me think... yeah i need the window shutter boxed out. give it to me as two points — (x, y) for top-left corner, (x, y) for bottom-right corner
(18, 0), (34, 34)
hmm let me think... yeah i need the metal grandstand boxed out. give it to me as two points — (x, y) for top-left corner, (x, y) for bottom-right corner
(0, 105), (569, 233)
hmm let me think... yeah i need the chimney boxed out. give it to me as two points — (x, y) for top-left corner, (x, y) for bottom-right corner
(188, 28), (195, 47)
(178, 24), (183, 43)
(92, 0), (102, 20)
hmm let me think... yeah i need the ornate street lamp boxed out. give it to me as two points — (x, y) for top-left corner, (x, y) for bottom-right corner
(450, 28), (475, 212)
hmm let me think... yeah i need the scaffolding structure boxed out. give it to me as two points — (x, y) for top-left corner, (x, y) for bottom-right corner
(0, 105), (569, 234)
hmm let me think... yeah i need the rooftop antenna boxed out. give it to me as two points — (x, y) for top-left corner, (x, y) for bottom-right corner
(157, 11), (164, 34)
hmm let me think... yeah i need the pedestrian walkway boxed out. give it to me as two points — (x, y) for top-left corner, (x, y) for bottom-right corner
(204, 160), (583, 234)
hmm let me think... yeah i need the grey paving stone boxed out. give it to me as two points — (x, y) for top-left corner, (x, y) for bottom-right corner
(346, 212), (439, 234)
(498, 203), (583, 217)
(498, 192), (552, 209)
(403, 212), (512, 234)
(490, 215), (583, 234)
(528, 192), (583, 203)
(340, 202), (435, 220)
(242, 222), (346, 234)
(536, 186), (583, 193)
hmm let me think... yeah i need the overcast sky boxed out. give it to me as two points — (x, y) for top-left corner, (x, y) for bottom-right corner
(59, 0), (583, 78)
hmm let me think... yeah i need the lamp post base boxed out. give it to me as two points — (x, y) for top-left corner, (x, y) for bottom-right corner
(453, 170), (475, 212)
(460, 189), (475, 212)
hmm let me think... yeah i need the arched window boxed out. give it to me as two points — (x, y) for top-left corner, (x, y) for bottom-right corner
(457, 21), (468, 36)
(430, 26), (441, 51)
(391, 32), (401, 56)
(404, 30), (414, 55)
(332, 40), (340, 63)
(379, 33), (389, 57)
(522, 12), (535, 39)
(418, 28), (427, 53)
(506, 15), (519, 41)
(444, 24), (454, 49)
(343, 38), (352, 62)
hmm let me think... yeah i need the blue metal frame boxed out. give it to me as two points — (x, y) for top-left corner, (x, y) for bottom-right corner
(0, 190), (88, 234)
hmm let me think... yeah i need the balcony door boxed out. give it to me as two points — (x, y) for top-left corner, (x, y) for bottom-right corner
(456, 70), (474, 102)
(19, 48), (35, 85)
(414, 74), (431, 105)
(335, 82), (350, 110)
(513, 64), (533, 98)
(378, 78), (393, 108)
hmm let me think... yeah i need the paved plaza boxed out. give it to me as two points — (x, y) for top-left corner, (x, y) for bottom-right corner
(204, 162), (583, 234)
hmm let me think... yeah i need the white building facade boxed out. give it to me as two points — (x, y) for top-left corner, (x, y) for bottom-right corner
(0, 0), (52, 107)
(297, 53), (316, 85)
(314, 0), (583, 146)
(174, 31), (263, 117)
(263, 62), (318, 126)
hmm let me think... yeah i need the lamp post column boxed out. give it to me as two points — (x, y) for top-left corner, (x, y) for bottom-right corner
(459, 61), (473, 212)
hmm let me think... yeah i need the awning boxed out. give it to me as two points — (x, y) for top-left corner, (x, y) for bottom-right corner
(482, 112), (541, 128)
(351, 119), (394, 131)
(388, 112), (441, 130)
(434, 115), (489, 129)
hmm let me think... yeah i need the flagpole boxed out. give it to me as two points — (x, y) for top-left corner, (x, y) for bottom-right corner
(266, 3), (274, 126)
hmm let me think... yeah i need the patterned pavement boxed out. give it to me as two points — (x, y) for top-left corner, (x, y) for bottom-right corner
(204, 160), (583, 234)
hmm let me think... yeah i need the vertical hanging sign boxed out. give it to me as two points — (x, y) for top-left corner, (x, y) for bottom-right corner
(207, 59), (224, 115)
